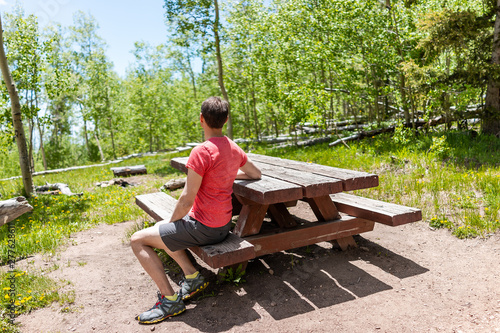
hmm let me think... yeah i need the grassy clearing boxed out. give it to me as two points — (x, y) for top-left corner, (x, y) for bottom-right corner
(254, 128), (500, 238)
(0, 151), (188, 329)
(0, 129), (499, 328)
(0, 151), (187, 265)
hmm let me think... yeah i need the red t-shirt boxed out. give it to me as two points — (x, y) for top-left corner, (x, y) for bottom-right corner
(186, 136), (248, 228)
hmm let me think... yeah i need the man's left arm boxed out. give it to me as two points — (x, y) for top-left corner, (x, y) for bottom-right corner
(236, 158), (261, 180)
(168, 168), (202, 222)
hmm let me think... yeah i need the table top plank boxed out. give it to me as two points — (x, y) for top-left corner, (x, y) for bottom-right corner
(233, 176), (303, 205)
(248, 153), (379, 191)
(253, 161), (343, 197)
(171, 157), (303, 205)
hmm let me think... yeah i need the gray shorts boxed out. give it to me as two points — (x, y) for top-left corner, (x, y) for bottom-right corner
(159, 215), (231, 252)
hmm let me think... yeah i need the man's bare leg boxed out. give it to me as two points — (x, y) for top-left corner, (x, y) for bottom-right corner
(130, 223), (197, 296)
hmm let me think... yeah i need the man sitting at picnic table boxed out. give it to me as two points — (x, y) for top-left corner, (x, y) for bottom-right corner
(131, 96), (262, 324)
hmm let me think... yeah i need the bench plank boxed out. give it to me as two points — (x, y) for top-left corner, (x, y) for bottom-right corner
(135, 192), (255, 268)
(248, 153), (379, 191)
(171, 157), (304, 205)
(189, 233), (255, 269)
(330, 193), (422, 226)
(136, 192), (176, 222)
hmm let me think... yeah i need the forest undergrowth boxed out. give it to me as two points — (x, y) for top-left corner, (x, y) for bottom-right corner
(0, 128), (499, 332)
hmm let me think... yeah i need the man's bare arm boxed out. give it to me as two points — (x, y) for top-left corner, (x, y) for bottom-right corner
(169, 168), (202, 222)
(236, 158), (261, 180)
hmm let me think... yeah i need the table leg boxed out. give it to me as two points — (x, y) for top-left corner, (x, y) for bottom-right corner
(335, 236), (357, 250)
(267, 203), (297, 228)
(233, 195), (269, 237)
(231, 194), (242, 215)
(305, 195), (340, 221)
(306, 196), (357, 250)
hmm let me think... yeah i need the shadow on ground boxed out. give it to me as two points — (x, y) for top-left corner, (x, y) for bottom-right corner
(166, 235), (429, 332)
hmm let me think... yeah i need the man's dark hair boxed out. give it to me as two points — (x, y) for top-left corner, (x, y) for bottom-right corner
(201, 96), (228, 129)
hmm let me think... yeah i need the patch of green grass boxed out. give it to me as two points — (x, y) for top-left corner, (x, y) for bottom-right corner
(0, 269), (73, 331)
(429, 216), (454, 229)
(219, 264), (246, 286)
(256, 128), (500, 238)
(0, 152), (190, 265)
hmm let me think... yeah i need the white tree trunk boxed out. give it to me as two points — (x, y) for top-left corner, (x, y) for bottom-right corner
(0, 15), (34, 195)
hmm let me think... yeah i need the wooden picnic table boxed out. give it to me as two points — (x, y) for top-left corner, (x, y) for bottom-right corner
(168, 153), (421, 260)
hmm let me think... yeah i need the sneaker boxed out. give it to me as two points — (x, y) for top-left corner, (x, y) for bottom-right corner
(178, 273), (209, 301)
(136, 292), (185, 324)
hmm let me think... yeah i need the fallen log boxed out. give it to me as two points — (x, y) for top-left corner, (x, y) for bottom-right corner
(0, 160), (122, 181)
(110, 165), (147, 177)
(35, 183), (83, 196)
(96, 178), (136, 188)
(329, 126), (396, 147)
(160, 178), (186, 191)
(0, 197), (33, 226)
(275, 136), (333, 149)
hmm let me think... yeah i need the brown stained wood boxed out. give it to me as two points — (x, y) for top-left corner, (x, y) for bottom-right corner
(248, 153), (379, 191)
(231, 194), (242, 215)
(245, 216), (375, 257)
(306, 195), (340, 222)
(233, 202), (269, 237)
(335, 236), (357, 250)
(136, 191), (255, 269)
(189, 233), (255, 268)
(170, 157), (189, 174)
(171, 157), (303, 205)
(233, 176), (303, 205)
(267, 203), (297, 228)
(254, 161), (343, 197)
(136, 192), (177, 222)
(330, 193), (422, 226)
(233, 194), (259, 206)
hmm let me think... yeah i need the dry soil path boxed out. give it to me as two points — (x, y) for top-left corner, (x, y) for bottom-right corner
(16, 202), (500, 333)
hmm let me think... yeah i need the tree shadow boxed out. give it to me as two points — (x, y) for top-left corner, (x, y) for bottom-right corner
(173, 236), (428, 332)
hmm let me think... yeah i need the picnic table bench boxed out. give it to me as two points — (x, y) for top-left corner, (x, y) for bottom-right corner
(136, 153), (421, 269)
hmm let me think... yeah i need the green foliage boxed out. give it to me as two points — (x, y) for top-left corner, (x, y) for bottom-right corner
(0, 153), (182, 263)
(429, 215), (453, 229)
(219, 264), (246, 286)
(1, 0), (497, 167)
(0, 269), (71, 331)
(256, 128), (500, 238)
(392, 124), (416, 146)
(428, 135), (450, 158)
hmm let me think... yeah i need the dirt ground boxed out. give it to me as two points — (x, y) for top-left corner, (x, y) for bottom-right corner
(15, 200), (500, 333)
